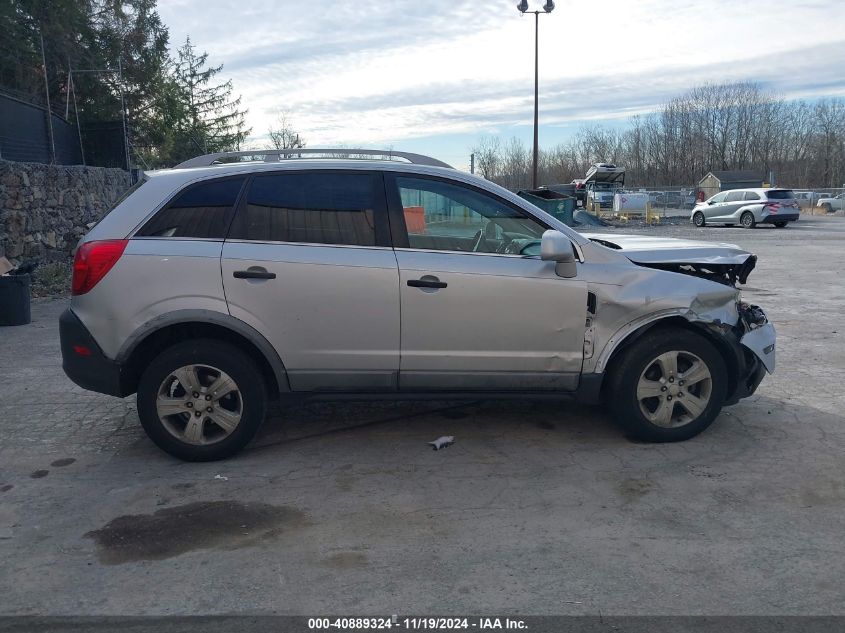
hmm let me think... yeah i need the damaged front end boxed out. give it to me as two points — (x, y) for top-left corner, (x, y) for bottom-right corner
(638, 255), (757, 287)
(584, 233), (758, 287)
(583, 232), (776, 404)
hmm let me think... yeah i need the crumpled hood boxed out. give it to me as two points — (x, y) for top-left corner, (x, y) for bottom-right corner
(582, 233), (757, 285)
(581, 233), (752, 264)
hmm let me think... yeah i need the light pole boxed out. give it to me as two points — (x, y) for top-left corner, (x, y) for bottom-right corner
(517, 0), (554, 189)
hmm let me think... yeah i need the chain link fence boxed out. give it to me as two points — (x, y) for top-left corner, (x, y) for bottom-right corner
(615, 185), (845, 216)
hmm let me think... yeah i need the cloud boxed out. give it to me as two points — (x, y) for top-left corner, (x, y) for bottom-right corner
(157, 0), (845, 150)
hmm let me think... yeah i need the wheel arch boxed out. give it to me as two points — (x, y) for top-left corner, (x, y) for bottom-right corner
(598, 316), (741, 397)
(117, 310), (290, 398)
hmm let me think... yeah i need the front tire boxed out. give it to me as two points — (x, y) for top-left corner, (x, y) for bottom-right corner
(693, 211), (706, 227)
(137, 339), (267, 461)
(608, 329), (727, 442)
(740, 211), (756, 229)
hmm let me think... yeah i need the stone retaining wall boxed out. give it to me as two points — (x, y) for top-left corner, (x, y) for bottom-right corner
(0, 160), (131, 261)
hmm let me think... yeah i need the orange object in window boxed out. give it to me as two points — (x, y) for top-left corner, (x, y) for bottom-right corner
(403, 206), (427, 234)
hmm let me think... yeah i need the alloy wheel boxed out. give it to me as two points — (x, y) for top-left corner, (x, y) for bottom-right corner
(155, 364), (243, 445)
(636, 350), (713, 428)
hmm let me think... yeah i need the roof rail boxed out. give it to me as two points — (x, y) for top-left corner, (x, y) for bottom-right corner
(174, 148), (453, 169)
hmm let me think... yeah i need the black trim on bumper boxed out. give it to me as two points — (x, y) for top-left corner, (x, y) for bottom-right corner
(720, 326), (767, 405)
(60, 308), (131, 397)
(760, 213), (799, 223)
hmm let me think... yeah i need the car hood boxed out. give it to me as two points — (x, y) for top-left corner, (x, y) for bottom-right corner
(582, 233), (757, 285)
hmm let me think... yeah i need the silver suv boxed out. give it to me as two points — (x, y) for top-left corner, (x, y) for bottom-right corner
(60, 149), (776, 461)
(691, 188), (800, 228)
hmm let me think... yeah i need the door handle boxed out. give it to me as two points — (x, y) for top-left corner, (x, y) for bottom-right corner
(407, 277), (447, 289)
(233, 267), (276, 280)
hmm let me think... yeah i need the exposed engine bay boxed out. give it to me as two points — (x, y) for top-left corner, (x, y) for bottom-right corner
(634, 256), (757, 287)
(584, 234), (758, 287)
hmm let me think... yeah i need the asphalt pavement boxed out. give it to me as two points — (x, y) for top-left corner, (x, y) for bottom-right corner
(1, 215), (843, 616)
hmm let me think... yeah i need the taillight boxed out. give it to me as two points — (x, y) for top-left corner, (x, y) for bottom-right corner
(71, 240), (128, 295)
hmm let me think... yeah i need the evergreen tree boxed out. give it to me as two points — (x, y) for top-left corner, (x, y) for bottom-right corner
(170, 36), (250, 163)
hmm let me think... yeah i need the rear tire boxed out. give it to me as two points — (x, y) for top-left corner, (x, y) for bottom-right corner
(693, 211), (705, 227)
(740, 211), (756, 229)
(137, 339), (267, 461)
(607, 329), (727, 442)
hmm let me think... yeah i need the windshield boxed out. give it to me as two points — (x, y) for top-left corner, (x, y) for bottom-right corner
(767, 190), (794, 200)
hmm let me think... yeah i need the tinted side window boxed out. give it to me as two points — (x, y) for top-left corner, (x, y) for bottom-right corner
(137, 177), (245, 238)
(725, 191), (745, 202)
(710, 192), (727, 203)
(395, 176), (547, 254)
(230, 172), (377, 246)
(744, 191), (761, 201)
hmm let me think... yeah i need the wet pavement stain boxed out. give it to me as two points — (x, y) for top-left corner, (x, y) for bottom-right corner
(0, 484), (13, 492)
(84, 500), (309, 565)
(50, 458), (76, 467)
(617, 477), (654, 501)
(30, 470), (48, 479)
(323, 551), (368, 569)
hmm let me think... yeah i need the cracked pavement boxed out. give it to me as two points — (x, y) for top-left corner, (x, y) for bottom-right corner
(0, 216), (844, 615)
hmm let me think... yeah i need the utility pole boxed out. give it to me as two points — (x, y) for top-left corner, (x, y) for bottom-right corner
(39, 29), (56, 164)
(470, 152), (475, 174)
(117, 58), (130, 171)
(533, 10), (539, 189)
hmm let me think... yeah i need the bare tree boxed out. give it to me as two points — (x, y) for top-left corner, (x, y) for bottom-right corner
(268, 112), (305, 150)
(472, 136), (502, 180)
(471, 82), (845, 190)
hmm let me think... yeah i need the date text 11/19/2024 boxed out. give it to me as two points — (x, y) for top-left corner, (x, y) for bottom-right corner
(308, 617), (528, 630)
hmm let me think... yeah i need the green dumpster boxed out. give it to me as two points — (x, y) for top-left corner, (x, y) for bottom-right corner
(517, 189), (576, 225)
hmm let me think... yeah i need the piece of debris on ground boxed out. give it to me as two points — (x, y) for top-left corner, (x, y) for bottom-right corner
(428, 436), (454, 451)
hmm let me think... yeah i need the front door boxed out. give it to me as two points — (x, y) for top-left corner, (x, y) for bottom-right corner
(386, 174), (588, 391)
(222, 170), (400, 391)
(713, 190), (747, 221)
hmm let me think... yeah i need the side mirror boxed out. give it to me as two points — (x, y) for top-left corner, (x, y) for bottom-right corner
(541, 230), (577, 278)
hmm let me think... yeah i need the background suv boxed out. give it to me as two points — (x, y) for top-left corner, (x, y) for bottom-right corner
(61, 149), (776, 460)
(691, 188), (800, 228)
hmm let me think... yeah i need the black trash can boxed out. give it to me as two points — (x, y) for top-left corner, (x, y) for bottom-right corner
(0, 273), (31, 326)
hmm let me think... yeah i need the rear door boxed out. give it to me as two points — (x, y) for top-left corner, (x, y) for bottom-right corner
(221, 170), (401, 392)
(386, 173), (587, 392)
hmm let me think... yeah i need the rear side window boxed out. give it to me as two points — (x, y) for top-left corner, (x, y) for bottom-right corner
(229, 172), (378, 246)
(137, 177), (245, 238)
(767, 190), (795, 200)
(744, 191), (761, 201)
(725, 191), (745, 202)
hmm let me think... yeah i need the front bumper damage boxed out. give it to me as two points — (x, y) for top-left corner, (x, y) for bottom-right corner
(722, 303), (775, 405)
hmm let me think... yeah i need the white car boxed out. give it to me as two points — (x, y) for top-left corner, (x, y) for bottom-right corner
(816, 193), (845, 213)
(691, 188), (800, 229)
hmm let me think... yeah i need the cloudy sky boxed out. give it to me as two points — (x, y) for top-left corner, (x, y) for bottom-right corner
(158, 0), (845, 170)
